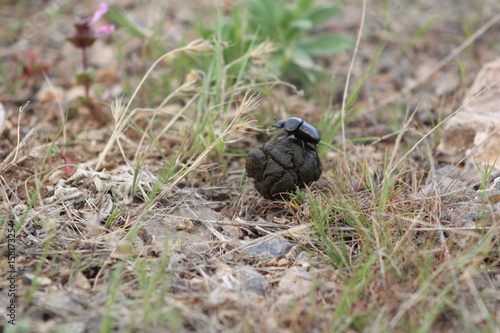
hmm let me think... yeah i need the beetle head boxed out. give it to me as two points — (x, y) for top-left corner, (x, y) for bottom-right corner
(272, 119), (286, 129)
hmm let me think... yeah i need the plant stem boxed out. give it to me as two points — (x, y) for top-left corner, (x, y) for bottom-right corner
(82, 46), (89, 98)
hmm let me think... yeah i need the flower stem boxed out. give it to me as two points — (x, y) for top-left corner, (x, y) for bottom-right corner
(82, 46), (89, 98)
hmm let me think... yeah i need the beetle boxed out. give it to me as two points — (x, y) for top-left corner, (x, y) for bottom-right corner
(272, 117), (321, 150)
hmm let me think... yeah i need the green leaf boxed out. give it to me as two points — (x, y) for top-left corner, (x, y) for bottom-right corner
(76, 71), (95, 86)
(297, 33), (353, 57)
(290, 18), (313, 30)
(291, 47), (316, 69)
(247, 0), (282, 35)
(307, 6), (340, 27)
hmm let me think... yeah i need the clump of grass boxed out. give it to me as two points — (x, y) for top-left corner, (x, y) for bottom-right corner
(286, 100), (499, 331)
(195, 0), (352, 90)
(94, 30), (294, 188)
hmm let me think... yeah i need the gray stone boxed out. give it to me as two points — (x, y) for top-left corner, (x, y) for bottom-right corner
(215, 264), (269, 295)
(277, 266), (312, 297)
(240, 236), (294, 260)
(233, 265), (269, 295)
(476, 177), (500, 203)
(438, 57), (500, 170)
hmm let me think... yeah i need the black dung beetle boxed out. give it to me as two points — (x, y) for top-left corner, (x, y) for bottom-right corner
(272, 117), (321, 149)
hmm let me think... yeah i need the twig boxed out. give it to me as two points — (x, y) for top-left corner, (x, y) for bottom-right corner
(11, 101), (30, 165)
(1, 125), (36, 169)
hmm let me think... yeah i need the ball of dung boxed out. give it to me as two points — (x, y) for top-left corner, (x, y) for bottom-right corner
(245, 138), (322, 200)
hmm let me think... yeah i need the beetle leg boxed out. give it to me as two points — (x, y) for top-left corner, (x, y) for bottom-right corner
(275, 132), (292, 143)
(275, 136), (286, 143)
(306, 142), (317, 152)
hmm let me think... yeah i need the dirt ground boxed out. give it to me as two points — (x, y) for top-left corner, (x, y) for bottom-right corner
(1, 0), (499, 332)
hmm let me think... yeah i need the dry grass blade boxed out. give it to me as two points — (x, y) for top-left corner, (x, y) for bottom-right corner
(156, 91), (260, 199)
(1, 127), (36, 171)
(1, 101), (31, 167)
(95, 40), (212, 170)
(340, 0), (366, 147)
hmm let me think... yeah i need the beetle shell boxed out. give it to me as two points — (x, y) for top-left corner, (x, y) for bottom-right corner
(272, 117), (320, 145)
(295, 121), (320, 144)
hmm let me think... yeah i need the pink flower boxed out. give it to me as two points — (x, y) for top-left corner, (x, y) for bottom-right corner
(89, 3), (109, 26)
(68, 2), (115, 48)
(95, 25), (115, 37)
(89, 3), (115, 37)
